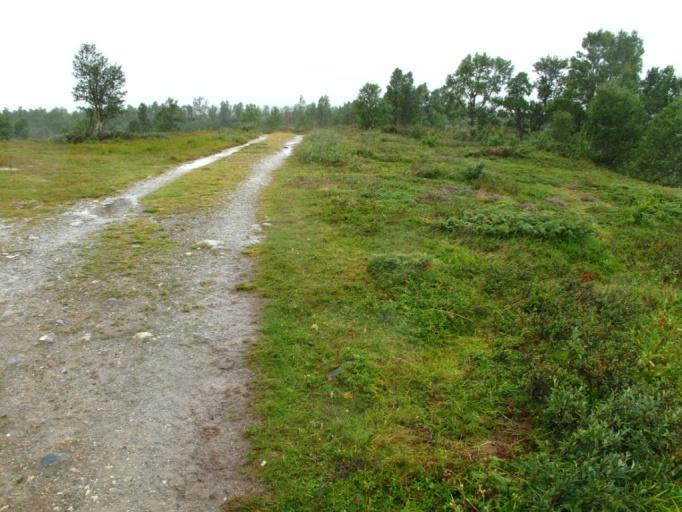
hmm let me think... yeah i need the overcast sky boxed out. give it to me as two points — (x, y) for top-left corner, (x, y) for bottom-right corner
(2, 0), (680, 111)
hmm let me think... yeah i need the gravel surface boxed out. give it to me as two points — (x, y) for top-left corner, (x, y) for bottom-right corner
(0, 135), (302, 511)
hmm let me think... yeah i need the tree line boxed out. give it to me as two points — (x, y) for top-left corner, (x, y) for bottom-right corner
(1, 32), (680, 185)
(352, 30), (681, 185)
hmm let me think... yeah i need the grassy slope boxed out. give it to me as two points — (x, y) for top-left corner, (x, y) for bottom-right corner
(239, 129), (682, 510)
(0, 130), (255, 219)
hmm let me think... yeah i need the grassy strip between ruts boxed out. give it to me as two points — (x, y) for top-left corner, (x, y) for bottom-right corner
(142, 132), (294, 216)
(0, 130), (255, 219)
(233, 129), (682, 511)
(62, 132), (293, 313)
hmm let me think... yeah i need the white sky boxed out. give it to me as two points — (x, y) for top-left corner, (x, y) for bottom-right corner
(1, 0), (680, 110)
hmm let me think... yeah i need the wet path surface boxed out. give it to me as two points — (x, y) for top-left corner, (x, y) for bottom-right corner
(0, 136), (302, 511)
(0, 135), (266, 305)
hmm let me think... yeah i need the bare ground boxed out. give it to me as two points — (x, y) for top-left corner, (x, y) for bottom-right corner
(0, 135), (302, 511)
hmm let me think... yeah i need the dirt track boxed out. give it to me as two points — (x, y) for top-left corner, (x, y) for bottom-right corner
(0, 135), (302, 511)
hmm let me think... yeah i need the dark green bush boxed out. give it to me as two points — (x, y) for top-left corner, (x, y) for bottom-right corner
(443, 207), (590, 241)
(297, 130), (355, 166)
(367, 255), (431, 288)
(463, 162), (485, 181)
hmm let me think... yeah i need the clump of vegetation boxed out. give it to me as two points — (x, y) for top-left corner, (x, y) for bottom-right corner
(443, 207), (590, 240)
(633, 97), (682, 186)
(367, 255), (431, 288)
(296, 129), (355, 166)
(463, 162), (485, 181)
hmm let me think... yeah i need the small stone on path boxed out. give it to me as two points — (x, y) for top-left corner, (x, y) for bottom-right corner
(39, 333), (56, 344)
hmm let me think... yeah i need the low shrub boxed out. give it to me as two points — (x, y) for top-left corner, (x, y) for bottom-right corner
(443, 207), (590, 241)
(296, 130), (355, 166)
(463, 162), (485, 181)
(367, 255), (431, 288)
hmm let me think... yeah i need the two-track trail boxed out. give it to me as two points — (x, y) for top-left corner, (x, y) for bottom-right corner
(0, 135), (303, 511)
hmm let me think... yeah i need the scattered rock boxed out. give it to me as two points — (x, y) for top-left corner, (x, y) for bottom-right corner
(261, 222), (273, 228)
(133, 332), (154, 341)
(197, 239), (224, 251)
(547, 196), (567, 208)
(40, 453), (64, 468)
(517, 202), (536, 211)
(80, 333), (92, 342)
(39, 333), (56, 344)
(580, 194), (597, 202)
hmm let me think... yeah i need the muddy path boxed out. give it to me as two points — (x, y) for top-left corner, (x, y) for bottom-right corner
(0, 135), (302, 511)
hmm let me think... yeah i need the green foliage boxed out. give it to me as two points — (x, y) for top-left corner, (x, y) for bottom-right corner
(155, 98), (183, 131)
(633, 97), (682, 185)
(534, 56), (569, 107)
(463, 162), (485, 181)
(354, 83), (385, 129)
(567, 30), (644, 107)
(586, 82), (647, 166)
(443, 206), (591, 241)
(0, 113), (11, 140)
(501, 72), (534, 137)
(296, 129), (354, 166)
(446, 52), (514, 128)
(72, 43), (126, 135)
(640, 65), (681, 116)
(384, 68), (421, 129)
(367, 255), (431, 288)
(534, 111), (589, 158)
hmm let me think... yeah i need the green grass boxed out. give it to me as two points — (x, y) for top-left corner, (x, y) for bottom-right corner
(0, 130), (256, 219)
(236, 128), (682, 511)
(142, 133), (294, 216)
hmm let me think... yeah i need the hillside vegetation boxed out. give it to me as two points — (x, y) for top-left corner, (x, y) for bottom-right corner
(240, 128), (682, 511)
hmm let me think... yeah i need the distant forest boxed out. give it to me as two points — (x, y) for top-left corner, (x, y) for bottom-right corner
(1, 29), (680, 185)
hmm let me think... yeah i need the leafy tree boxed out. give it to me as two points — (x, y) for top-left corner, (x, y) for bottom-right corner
(640, 66), (681, 116)
(316, 95), (333, 127)
(72, 43), (126, 135)
(13, 118), (29, 139)
(422, 86), (450, 128)
(266, 106), (283, 131)
(634, 97), (682, 185)
(502, 72), (534, 137)
(354, 83), (384, 129)
(155, 98), (183, 131)
(384, 68), (420, 128)
(446, 53), (513, 128)
(567, 30), (644, 107)
(241, 104), (262, 129)
(137, 103), (151, 132)
(191, 97), (210, 119)
(534, 56), (568, 107)
(0, 112), (11, 140)
(232, 102), (244, 126)
(585, 82), (647, 166)
(218, 101), (232, 128)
